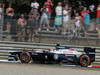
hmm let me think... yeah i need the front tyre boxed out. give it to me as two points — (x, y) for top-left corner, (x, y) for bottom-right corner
(79, 55), (91, 67)
(19, 52), (31, 63)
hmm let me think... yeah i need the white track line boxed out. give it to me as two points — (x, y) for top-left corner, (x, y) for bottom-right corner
(0, 60), (21, 63)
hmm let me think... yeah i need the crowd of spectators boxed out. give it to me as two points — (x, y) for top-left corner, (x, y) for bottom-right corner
(0, 0), (100, 41)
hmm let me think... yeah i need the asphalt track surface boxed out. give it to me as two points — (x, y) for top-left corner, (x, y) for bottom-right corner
(0, 63), (100, 75)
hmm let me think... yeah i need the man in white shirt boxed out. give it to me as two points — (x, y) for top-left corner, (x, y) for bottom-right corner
(55, 3), (62, 16)
(31, 0), (39, 9)
(89, 4), (95, 12)
(54, 2), (63, 32)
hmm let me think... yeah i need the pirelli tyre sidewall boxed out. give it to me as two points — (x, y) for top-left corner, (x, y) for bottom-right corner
(19, 52), (31, 63)
(79, 54), (91, 67)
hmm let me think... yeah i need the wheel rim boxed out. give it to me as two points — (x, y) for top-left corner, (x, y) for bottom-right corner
(80, 55), (90, 67)
(20, 52), (31, 63)
(81, 58), (88, 66)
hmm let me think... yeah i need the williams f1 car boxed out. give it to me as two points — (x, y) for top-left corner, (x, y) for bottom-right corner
(8, 45), (95, 67)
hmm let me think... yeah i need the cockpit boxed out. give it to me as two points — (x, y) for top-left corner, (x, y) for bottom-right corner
(55, 46), (71, 50)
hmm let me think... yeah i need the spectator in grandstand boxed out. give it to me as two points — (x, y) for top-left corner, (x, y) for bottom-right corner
(39, 7), (50, 31)
(61, 5), (71, 35)
(30, 0), (39, 19)
(0, 3), (4, 40)
(80, 7), (90, 31)
(27, 9), (40, 41)
(31, 0), (39, 9)
(74, 13), (82, 30)
(74, 13), (83, 37)
(6, 5), (16, 35)
(6, 6), (14, 18)
(43, 0), (53, 19)
(54, 2), (63, 32)
(29, 9), (39, 33)
(17, 14), (27, 41)
(0, 3), (3, 24)
(96, 4), (100, 25)
(27, 14), (34, 41)
(89, 4), (95, 20)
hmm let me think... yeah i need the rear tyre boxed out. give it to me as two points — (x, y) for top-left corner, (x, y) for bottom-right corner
(19, 52), (31, 63)
(79, 55), (91, 67)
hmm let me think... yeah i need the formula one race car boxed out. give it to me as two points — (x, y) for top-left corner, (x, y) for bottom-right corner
(8, 45), (95, 67)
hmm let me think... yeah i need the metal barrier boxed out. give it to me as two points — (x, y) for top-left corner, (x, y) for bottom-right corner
(0, 41), (100, 64)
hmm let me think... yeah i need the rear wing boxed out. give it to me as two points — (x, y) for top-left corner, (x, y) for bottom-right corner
(84, 47), (95, 62)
